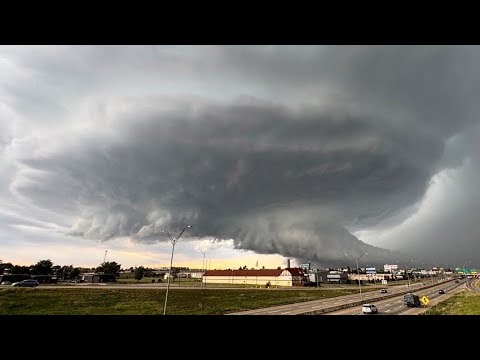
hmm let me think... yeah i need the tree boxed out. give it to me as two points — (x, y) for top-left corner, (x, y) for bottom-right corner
(96, 261), (121, 278)
(70, 267), (81, 280)
(52, 265), (62, 276)
(60, 265), (74, 280)
(32, 259), (53, 275)
(0, 262), (13, 275)
(11, 265), (31, 274)
(134, 266), (145, 281)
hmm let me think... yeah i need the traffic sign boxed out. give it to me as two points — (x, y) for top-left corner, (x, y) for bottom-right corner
(420, 295), (430, 305)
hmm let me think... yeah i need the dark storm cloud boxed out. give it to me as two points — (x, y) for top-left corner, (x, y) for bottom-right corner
(7, 98), (464, 265)
(3, 45), (480, 266)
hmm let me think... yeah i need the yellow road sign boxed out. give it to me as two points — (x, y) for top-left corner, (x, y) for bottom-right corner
(420, 295), (430, 305)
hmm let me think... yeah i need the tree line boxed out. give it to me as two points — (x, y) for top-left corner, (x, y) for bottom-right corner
(0, 259), (123, 279)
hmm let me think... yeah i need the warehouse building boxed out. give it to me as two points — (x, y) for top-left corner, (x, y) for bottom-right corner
(203, 268), (305, 287)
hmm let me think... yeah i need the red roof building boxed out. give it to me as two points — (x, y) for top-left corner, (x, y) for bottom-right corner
(203, 268), (305, 287)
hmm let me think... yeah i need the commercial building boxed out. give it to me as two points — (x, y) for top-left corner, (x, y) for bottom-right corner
(203, 268), (306, 287)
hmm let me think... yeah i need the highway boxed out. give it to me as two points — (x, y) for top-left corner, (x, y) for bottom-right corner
(324, 279), (465, 315)
(465, 278), (480, 292)
(228, 278), (456, 315)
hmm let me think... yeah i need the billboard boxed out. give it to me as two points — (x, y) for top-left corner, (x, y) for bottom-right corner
(327, 274), (341, 279)
(366, 267), (376, 274)
(384, 264), (399, 271)
(300, 263), (310, 271)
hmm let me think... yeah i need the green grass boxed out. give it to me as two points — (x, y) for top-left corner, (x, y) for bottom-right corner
(426, 291), (480, 315)
(0, 287), (367, 315)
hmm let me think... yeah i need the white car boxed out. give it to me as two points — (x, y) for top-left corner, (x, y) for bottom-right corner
(1, 281), (12, 285)
(362, 304), (378, 314)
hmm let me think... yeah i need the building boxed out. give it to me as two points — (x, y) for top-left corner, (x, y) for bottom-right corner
(307, 270), (349, 284)
(78, 273), (116, 283)
(32, 275), (58, 284)
(203, 268), (306, 287)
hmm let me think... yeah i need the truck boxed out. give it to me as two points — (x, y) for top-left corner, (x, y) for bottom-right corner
(404, 293), (421, 307)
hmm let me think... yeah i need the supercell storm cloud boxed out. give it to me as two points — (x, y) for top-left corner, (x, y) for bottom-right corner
(1, 45), (480, 267)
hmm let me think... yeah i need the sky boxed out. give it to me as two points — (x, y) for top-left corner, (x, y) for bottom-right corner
(1, 45), (479, 270)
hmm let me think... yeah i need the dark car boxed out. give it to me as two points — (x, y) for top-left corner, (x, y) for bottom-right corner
(438, 289), (445, 294)
(11, 279), (39, 287)
(380, 288), (387, 293)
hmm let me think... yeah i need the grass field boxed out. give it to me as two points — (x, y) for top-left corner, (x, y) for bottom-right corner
(426, 291), (480, 315)
(0, 287), (367, 315)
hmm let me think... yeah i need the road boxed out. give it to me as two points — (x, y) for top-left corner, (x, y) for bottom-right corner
(465, 278), (480, 292)
(228, 279), (455, 315)
(324, 279), (465, 315)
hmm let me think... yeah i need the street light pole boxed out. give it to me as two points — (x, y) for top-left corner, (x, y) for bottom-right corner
(198, 249), (205, 288)
(345, 252), (367, 303)
(162, 225), (192, 315)
(398, 259), (413, 288)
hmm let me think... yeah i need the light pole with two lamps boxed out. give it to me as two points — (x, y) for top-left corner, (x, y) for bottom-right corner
(162, 224), (192, 315)
(345, 252), (367, 303)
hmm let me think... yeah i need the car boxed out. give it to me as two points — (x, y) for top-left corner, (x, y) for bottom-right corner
(11, 279), (39, 287)
(380, 288), (387, 293)
(1, 281), (12, 285)
(362, 304), (378, 314)
(438, 289), (445, 294)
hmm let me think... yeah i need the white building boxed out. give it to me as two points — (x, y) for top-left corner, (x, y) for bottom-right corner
(203, 268), (305, 287)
